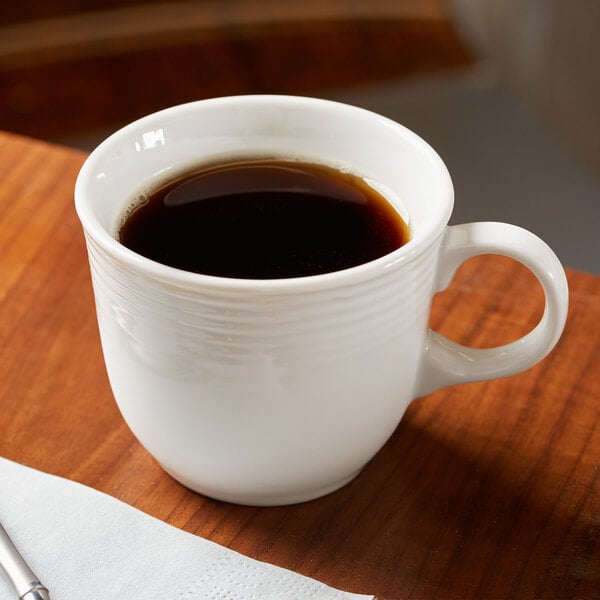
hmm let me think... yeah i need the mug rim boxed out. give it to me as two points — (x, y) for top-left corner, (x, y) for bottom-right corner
(74, 94), (454, 292)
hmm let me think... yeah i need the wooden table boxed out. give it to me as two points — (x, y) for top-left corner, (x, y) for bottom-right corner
(1, 131), (599, 599)
(0, 0), (471, 147)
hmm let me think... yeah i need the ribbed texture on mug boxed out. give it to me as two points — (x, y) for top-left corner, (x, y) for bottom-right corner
(86, 235), (441, 374)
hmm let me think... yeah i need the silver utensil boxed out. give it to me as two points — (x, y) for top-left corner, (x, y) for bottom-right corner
(0, 521), (50, 600)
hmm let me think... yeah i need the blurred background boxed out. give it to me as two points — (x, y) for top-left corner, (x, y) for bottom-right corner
(1, 0), (598, 273)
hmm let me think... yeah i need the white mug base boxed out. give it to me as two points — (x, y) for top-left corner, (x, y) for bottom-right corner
(160, 464), (363, 506)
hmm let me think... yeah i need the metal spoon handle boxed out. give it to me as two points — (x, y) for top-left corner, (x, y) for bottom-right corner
(0, 522), (50, 600)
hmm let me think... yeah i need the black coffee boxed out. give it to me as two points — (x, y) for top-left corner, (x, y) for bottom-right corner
(119, 159), (409, 279)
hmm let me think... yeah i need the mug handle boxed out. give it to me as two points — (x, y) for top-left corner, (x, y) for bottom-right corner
(416, 222), (569, 396)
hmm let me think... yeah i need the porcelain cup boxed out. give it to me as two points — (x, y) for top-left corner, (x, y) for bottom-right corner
(75, 95), (568, 505)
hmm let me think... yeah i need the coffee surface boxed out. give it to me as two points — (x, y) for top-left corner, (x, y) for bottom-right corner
(119, 159), (409, 279)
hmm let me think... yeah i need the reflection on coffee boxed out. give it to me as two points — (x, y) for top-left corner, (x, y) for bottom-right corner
(119, 159), (410, 279)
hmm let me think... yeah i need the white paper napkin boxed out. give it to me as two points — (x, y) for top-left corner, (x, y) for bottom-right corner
(0, 458), (372, 599)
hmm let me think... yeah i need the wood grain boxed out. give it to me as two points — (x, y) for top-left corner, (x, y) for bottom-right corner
(1, 131), (599, 599)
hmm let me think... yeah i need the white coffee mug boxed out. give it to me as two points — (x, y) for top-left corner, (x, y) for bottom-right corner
(75, 96), (568, 506)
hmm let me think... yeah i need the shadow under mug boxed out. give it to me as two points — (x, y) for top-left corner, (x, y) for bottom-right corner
(75, 95), (569, 506)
